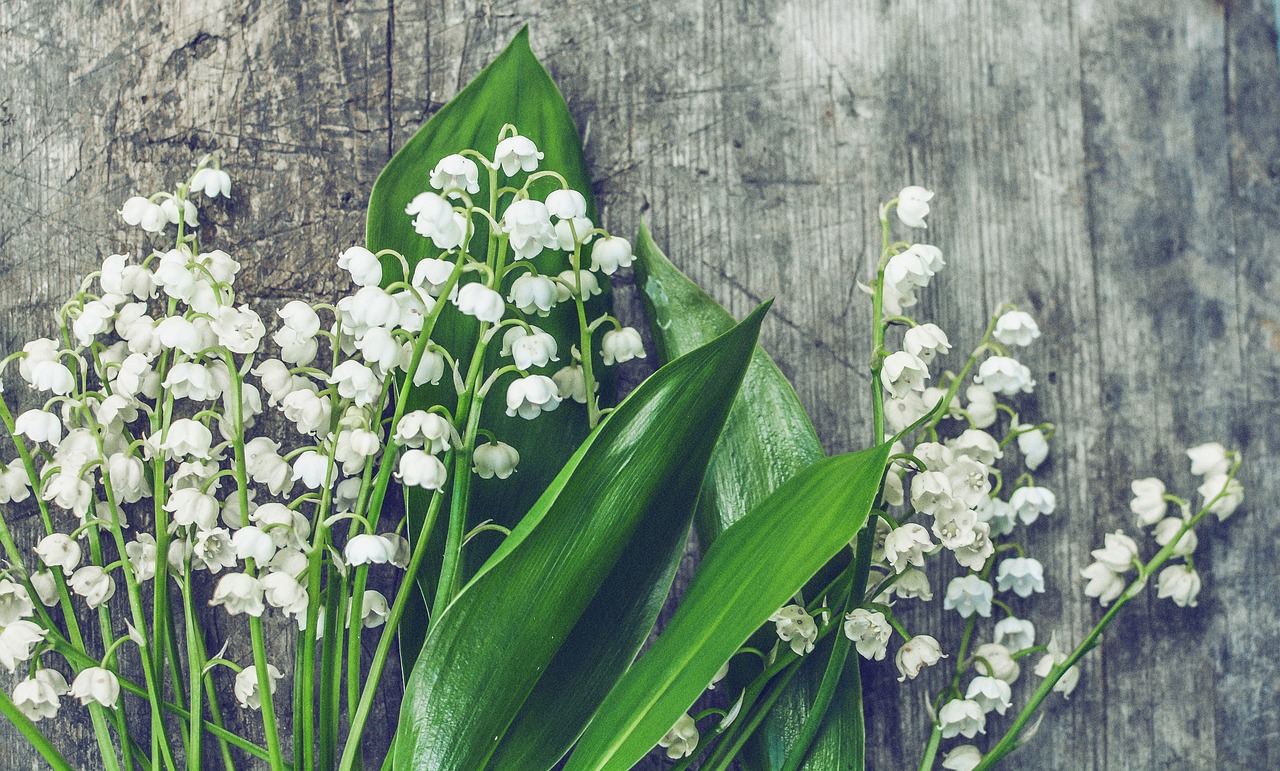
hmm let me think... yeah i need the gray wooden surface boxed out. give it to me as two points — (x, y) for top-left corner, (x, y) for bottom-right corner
(2, 0), (1278, 768)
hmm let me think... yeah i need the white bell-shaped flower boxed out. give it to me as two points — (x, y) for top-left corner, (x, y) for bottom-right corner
(68, 566), (116, 609)
(938, 699), (986, 739)
(508, 274), (559, 316)
(502, 200), (558, 261)
(552, 365), (589, 404)
(34, 534), (81, 572)
(396, 450), (448, 491)
(126, 536), (157, 582)
(768, 605), (817, 656)
(454, 283), (505, 323)
(191, 166), (232, 199)
(1129, 477), (1167, 527)
(338, 246), (383, 287)
(120, 196), (167, 232)
(880, 351), (929, 398)
(14, 411), (61, 445)
(280, 390), (332, 436)
(13, 669), (69, 721)
(883, 524), (933, 573)
(944, 575), (994, 618)
(657, 713), (699, 760)
(590, 236), (633, 275)
(406, 192), (466, 250)
(993, 310), (1041, 347)
(473, 441), (520, 480)
(494, 135), (544, 176)
(0, 580), (34, 626)
(995, 557), (1046, 598)
(231, 527), (278, 565)
(502, 326), (559, 370)
(210, 573), (265, 616)
(505, 374), (561, 420)
(903, 323), (951, 363)
(234, 664), (283, 710)
(993, 617), (1036, 652)
(545, 189), (588, 220)
(28, 360), (76, 396)
(974, 356), (1035, 395)
(556, 268), (602, 300)
(69, 667), (120, 709)
(344, 534), (397, 566)
(896, 186), (933, 228)
(1156, 564), (1201, 608)
(355, 590), (390, 628)
(601, 327), (647, 365)
(393, 411), (452, 454)
(430, 154), (480, 195)
(895, 634), (945, 681)
(1008, 485), (1056, 525)
(843, 608), (891, 661)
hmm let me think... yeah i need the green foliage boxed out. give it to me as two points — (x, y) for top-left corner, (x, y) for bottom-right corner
(365, 27), (613, 664)
(634, 223), (867, 769)
(393, 305), (769, 770)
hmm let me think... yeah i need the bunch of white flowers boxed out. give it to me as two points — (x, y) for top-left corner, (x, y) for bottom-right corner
(0, 130), (647, 768)
(677, 189), (1244, 771)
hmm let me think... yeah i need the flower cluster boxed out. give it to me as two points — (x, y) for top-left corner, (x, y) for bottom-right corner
(660, 189), (1245, 770)
(0, 130), (646, 764)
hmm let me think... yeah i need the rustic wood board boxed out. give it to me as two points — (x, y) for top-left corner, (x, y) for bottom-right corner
(1, 0), (1277, 768)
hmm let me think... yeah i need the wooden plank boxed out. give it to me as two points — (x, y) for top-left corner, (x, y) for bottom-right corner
(0, 0), (1274, 767)
(1223, 1), (1280, 768)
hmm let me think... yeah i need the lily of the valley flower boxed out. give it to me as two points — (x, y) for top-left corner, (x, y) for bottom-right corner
(601, 327), (647, 365)
(843, 608), (891, 661)
(944, 575), (994, 618)
(70, 667), (120, 709)
(938, 698), (986, 738)
(1156, 564), (1201, 608)
(881, 351), (930, 398)
(896, 186), (933, 228)
(992, 310), (1041, 347)
(903, 323), (951, 363)
(657, 712), (699, 760)
(473, 441), (520, 480)
(505, 375), (561, 420)
(768, 604), (818, 656)
(234, 664), (283, 710)
(895, 634), (946, 681)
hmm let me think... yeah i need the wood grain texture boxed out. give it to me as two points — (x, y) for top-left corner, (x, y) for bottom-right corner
(1, 0), (1277, 768)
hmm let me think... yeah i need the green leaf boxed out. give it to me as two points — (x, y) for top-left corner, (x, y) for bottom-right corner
(393, 304), (771, 771)
(634, 220), (823, 546)
(563, 443), (891, 771)
(365, 27), (614, 665)
(634, 223), (863, 769)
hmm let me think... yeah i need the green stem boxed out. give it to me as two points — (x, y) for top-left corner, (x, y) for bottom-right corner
(337, 485), (448, 770)
(917, 724), (943, 771)
(972, 465), (1241, 769)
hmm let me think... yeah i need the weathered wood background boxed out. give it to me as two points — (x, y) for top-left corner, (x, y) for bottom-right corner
(2, 0), (1278, 768)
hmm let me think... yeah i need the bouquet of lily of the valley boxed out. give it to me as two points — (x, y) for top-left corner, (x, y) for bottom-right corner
(0, 28), (1244, 771)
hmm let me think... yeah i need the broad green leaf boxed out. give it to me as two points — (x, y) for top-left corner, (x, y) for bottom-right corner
(634, 221), (823, 545)
(394, 304), (770, 771)
(563, 443), (891, 771)
(635, 224), (863, 769)
(365, 27), (614, 664)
